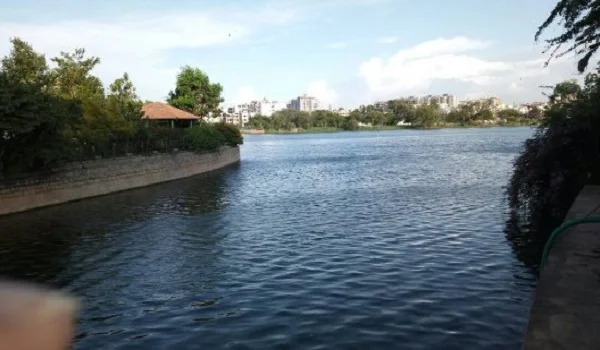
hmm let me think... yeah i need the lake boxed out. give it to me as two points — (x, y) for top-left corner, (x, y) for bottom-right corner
(0, 127), (537, 349)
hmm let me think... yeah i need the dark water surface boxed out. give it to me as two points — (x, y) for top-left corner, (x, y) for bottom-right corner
(0, 128), (537, 349)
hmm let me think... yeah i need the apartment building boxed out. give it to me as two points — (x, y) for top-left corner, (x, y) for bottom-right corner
(333, 108), (351, 117)
(225, 113), (249, 126)
(289, 94), (320, 112)
(258, 98), (287, 117)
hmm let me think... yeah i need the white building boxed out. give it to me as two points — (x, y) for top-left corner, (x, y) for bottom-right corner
(257, 98), (287, 117)
(333, 108), (351, 117)
(417, 93), (458, 108)
(290, 94), (320, 112)
(233, 102), (258, 118)
(225, 113), (249, 127)
(204, 115), (224, 124)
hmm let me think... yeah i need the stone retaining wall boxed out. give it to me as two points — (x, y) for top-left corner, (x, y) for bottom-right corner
(0, 146), (240, 216)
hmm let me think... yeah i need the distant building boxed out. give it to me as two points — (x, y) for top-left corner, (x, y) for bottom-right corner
(396, 93), (458, 110)
(204, 112), (224, 124)
(257, 98), (287, 117)
(438, 93), (458, 108)
(224, 113), (249, 127)
(290, 94), (320, 112)
(333, 108), (351, 117)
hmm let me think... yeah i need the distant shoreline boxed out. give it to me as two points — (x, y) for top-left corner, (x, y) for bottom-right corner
(241, 123), (535, 135)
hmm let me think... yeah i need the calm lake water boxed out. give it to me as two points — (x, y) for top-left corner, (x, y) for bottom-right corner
(0, 128), (537, 349)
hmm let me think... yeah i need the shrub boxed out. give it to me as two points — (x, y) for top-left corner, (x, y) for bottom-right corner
(183, 123), (225, 151)
(213, 123), (243, 146)
(506, 74), (600, 263)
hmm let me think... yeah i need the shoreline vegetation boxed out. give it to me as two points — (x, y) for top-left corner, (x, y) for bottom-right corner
(242, 121), (536, 135)
(242, 99), (542, 135)
(0, 38), (242, 178)
(506, 0), (600, 267)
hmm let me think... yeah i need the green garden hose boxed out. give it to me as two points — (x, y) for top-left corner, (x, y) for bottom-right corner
(540, 216), (600, 270)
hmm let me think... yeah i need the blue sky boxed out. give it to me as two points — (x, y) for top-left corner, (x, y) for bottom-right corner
(0, 0), (581, 108)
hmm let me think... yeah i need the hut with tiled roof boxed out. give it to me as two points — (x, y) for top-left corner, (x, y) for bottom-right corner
(141, 102), (199, 128)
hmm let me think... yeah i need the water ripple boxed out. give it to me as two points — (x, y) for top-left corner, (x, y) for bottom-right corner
(0, 128), (536, 349)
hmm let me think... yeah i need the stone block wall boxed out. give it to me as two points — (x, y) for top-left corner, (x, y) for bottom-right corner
(0, 146), (240, 216)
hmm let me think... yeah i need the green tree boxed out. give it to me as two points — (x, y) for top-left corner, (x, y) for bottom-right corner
(474, 109), (493, 121)
(497, 109), (523, 123)
(51, 48), (103, 100)
(537, 0), (600, 72)
(167, 66), (224, 119)
(507, 1), (600, 262)
(107, 73), (142, 131)
(507, 76), (600, 264)
(0, 38), (81, 174)
(548, 79), (581, 103)
(388, 99), (416, 124)
(413, 104), (441, 128)
(1, 38), (48, 86)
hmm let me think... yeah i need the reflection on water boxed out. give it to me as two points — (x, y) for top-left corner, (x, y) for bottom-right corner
(0, 128), (536, 349)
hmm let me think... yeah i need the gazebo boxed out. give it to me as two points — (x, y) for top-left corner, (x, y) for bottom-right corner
(141, 102), (200, 128)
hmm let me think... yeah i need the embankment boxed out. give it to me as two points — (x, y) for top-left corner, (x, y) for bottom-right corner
(0, 146), (240, 216)
(522, 185), (600, 349)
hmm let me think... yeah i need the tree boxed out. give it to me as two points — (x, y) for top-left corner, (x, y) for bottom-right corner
(474, 109), (493, 121)
(51, 48), (103, 100)
(413, 104), (441, 128)
(106, 73), (143, 133)
(537, 0), (600, 72)
(1, 38), (48, 86)
(167, 66), (223, 119)
(345, 119), (359, 131)
(547, 79), (581, 103)
(497, 109), (523, 123)
(0, 38), (82, 174)
(507, 76), (600, 263)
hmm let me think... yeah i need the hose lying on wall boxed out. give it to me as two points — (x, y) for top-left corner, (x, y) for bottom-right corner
(541, 216), (600, 270)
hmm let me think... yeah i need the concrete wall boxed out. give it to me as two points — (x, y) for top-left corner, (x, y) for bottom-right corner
(0, 146), (240, 216)
(522, 185), (600, 349)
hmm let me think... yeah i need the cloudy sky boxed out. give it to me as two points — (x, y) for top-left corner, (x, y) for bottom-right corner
(0, 0), (582, 108)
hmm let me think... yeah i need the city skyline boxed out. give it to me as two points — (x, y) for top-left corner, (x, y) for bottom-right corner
(0, 0), (583, 108)
(225, 92), (544, 114)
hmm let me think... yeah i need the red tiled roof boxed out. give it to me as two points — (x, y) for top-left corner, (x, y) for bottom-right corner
(141, 102), (200, 120)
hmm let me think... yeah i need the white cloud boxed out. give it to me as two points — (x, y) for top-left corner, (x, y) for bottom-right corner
(307, 79), (338, 106)
(359, 37), (507, 97)
(377, 36), (398, 44)
(233, 86), (257, 103)
(356, 36), (582, 103)
(327, 42), (347, 49)
(0, 6), (297, 102)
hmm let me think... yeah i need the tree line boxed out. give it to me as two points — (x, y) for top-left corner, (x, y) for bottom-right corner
(246, 99), (538, 131)
(0, 38), (240, 177)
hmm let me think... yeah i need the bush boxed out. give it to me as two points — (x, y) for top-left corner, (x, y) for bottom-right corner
(506, 74), (600, 264)
(213, 123), (243, 146)
(344, 119), (359, 131)
(183, 123), (225, 151)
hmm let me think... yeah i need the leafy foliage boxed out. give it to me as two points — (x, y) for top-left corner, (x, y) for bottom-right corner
(505, 0), (600, 265)
(506, 73), (600, 263)
(536, 0), (600, 72)
(0, 38), (236, 176)
(413, 104), (441, 128)
(183, 123), (225, 151)
(0, 38), (82, 173)
(167, 66), (224, 118)
(213, 123), (244, 146)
